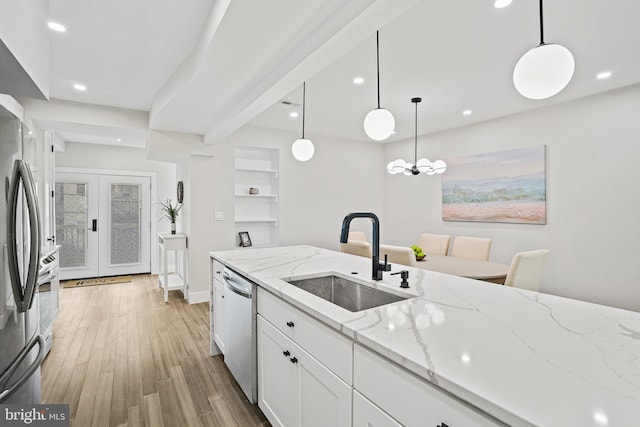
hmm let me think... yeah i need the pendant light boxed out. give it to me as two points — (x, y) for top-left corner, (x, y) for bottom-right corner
(513, 0), (574, 100)
(291, 82), (314, 161)
(386, 97), (446, 176)
(363, 31), (395, 141)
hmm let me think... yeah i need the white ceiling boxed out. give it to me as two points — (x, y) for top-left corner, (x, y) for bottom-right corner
(44, 0), (640, 149)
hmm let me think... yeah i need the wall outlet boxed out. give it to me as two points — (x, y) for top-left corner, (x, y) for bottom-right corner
(214, 211), (224, 221)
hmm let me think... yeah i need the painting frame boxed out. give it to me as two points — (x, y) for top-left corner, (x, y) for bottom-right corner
(441, 145), (546, 224)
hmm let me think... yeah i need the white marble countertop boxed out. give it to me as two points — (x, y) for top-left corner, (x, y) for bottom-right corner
(210, 245), (640, 426)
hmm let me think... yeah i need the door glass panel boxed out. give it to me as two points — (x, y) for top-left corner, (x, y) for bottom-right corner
(110, 184), (141, 265)
(55, 183), (88, 268)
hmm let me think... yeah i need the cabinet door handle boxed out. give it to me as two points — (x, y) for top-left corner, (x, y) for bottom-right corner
(282, 350), (290, 357)
(286, 321), (295, 328)
(290, 357), (298, 364)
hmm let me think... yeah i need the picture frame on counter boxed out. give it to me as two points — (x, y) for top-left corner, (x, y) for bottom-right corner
(239, 231), (252, 247)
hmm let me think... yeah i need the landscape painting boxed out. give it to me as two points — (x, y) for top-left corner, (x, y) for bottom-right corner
(442, 145), (546, 224)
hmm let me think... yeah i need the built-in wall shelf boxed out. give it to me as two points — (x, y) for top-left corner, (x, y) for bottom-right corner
(235, 167), (278, 176)
(235, 147), (279, 247)
(235, 218), (278, 224)
(234, 194), (278, 199)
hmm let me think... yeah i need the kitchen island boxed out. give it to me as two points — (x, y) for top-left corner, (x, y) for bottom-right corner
(210, 245), (640, 426)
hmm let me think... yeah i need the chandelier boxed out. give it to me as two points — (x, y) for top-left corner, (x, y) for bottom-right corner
(387, 97), (446, 176)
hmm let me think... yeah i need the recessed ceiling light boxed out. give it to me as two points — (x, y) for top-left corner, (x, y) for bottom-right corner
(117, 138), (122, 142)
(353, 77), (365, 85)
(463, 110), (472, 116)
(494, 0), (512, 8)
(73, 83), (87, 91)
(596, 71), (612, 80)
(47, 22), (66, 32)
(289, 111), (299, 119)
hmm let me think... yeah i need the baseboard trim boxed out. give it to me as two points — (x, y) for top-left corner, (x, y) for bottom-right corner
(188, 290), (209, 304)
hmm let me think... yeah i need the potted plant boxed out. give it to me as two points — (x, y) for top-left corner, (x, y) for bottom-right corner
(159, 199), (182, 234)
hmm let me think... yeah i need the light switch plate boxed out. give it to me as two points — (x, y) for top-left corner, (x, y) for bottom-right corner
(214, 211), (224, 221)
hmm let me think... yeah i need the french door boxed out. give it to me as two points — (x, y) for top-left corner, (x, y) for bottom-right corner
(55, 172), (151, 280)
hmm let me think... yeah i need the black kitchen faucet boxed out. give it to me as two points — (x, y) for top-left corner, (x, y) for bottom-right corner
(340, 212), (391, 281)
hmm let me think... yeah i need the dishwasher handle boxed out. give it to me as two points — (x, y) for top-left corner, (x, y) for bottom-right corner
(222, 268), (253, 298)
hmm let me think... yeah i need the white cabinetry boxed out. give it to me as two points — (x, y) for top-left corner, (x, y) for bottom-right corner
(234, 147), (279, 247)
(210, 260), (225, 356)
(353, 391), (402, 427)
(354, 345), (503, 427)
(213, 280), (226, 354)
(257, 315), (351, 427)
(257, 287), (353, 427)
(258, 287), (353, 383)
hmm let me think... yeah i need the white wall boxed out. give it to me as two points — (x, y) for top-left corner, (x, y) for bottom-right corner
(382, 84), (640, 312)
(185, 125), (385, 299)
(56, 142), (177, 273)
(0, 0), (50, 98)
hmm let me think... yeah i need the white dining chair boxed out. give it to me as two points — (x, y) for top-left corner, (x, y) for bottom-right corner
(504, 249), (550, 292)
(340, 240), (372, 258)
(380, 244), (417, 267)
(347, 231), (366, 242)
(418, 233), (451, 256)
(450, 236), (492, 261)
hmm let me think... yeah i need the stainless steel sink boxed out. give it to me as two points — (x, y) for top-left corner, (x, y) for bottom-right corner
(286, 274), (408, 312)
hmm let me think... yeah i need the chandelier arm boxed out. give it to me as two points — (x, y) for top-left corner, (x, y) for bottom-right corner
(414, 99), (418, 165)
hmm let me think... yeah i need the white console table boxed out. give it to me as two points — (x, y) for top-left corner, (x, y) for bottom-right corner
(157, 232), (188, 303)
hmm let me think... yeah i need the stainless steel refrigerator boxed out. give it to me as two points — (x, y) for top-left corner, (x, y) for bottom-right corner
(0, 102), (45, 404)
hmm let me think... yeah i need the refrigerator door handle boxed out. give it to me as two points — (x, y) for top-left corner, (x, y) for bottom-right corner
(0, 334), (45, 403)
(6, 160), (42, 313)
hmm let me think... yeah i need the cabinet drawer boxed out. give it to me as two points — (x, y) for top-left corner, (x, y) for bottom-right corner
(354, 345), (504, 427)
(353, 390), (402, 427)
(211, 259), (224, 284)
(258, 287), (353, 384)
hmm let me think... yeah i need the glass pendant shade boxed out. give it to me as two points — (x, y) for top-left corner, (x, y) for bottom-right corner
(292, 138), (314, 162)
(292, 81), (314, 161)
(386, 159), (408, 175)
(364, 108), (395, 141)
(416, 158), (431, 173)
(432, 159), (447, 174)
(513, 43), (575, 99)
(365, 31), (394, 142)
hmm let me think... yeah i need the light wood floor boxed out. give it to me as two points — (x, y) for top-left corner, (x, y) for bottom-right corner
(41, 274), (269, 427)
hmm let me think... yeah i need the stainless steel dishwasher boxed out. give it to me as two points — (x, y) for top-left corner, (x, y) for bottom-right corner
(221, 266), (257, 403)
